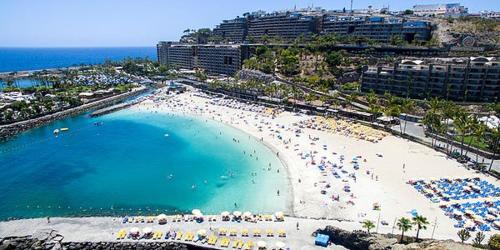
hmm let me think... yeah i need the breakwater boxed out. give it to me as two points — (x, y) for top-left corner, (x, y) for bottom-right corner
(0, 236), (209, 250)
(0, 86), (147, 140)
(90, 98), (143, 117)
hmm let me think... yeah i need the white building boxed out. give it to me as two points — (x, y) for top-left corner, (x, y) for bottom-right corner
(413, 3), (467, 17)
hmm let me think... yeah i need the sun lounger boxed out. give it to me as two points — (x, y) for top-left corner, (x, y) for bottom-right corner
(116, 229), (126, 240)
(220, 237), (230, 247)
(175, 231), (183, 240)
(278, 229), (286, 237)
(244, 240), (254, 250)
(184, 231), (193, 241)
(237, 240), (244, 249)
(208, 235), (218, 245)
(232, 239), (240, 248)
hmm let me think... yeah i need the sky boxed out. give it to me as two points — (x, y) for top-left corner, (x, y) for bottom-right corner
(0, 0), (497, 47)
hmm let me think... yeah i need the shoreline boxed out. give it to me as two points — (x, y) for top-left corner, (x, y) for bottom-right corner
(208, 116), (296, 217)
(127, 104), (295, 216)
(1, 88), (499, 243)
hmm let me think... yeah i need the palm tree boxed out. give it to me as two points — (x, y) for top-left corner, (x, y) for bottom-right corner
(471, 122), (487, 163)
(384, 104), (401, 131)
(442, 101), (458, 154)
(457, 229), (471, 243)
(397, 217), (413, 243)
(412, 215), (429, 242)
(454, 110), (471, 156)
(472, 231), (486, 247)
(362, 220), (376, 234)
(488, 127), (500, 171)
(401, 98), (416, 134)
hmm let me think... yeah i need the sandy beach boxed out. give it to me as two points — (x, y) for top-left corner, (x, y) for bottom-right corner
(0, 86), (498, 246)
(128, 87), (499, 241)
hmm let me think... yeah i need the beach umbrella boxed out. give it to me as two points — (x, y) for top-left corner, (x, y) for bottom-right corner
(243, 211), (252, 218)
(221, 211), (230, 217)
(464, 221), (476, 228)
(142, 227), (152, 234)
(494, 221), (500, 228)
(233, 211), (242, 217)
(486, 214), (496, 221)
(197, 229), (207, 237)
(129, 227), (140, 234)
(275, 211), (284, 219)
(257, 240), (267, 248)
(157, 214), (167, 220)
(275, 241), (286, 249)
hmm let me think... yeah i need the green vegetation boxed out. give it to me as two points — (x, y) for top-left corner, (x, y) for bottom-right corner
(397, 217), (413, 243)
(489, 234), (500, 250)
(340, 82), (360, 91)
(457, 229), (471, 243)
(412, 215), (429, 242)
(362, 220), (375, 234)
(277, 48), (300, 76)
(472, 231), (486, 247)
(422, 98), (500, 170)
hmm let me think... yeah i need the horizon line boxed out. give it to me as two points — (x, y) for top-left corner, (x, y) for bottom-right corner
(0, 46), (156, 49)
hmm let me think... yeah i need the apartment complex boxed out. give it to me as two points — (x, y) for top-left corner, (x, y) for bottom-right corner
(247, 12), (319, 41)
(157, 42), (245, 75)
(322, 16), (431, 43)
(360, 57), (499, 102)
(211, 10), (431, 43)
(213, 17), (248, 43)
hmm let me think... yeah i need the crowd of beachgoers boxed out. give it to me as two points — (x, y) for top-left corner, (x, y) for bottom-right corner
(128, 86), (500, 242)
(409, 177), (500, 232)
(2, 86), (498, 246)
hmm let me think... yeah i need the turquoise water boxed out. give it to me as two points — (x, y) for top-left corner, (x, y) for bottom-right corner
(0, 78), (52, 89)
(0, 109), (289, 220)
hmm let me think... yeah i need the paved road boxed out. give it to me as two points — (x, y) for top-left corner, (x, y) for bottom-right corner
(391, 119), (500, 172)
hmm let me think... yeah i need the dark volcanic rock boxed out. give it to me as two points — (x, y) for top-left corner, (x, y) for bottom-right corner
(315, 225), (481, 250)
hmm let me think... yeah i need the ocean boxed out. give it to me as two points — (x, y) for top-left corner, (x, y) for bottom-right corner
(0, 109), (289, 220)
(0, 47), (156, 73)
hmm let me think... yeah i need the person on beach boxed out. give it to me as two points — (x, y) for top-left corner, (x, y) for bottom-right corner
(47, 217), (50, 223)
(296, 222), (299, 230)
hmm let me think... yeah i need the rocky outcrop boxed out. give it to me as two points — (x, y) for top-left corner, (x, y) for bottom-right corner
(315, 226), (480, 250)
(0, 236), (211, 250)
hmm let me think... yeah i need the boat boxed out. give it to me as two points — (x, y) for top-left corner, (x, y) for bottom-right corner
(60, 128), (69, 132)
(53, 129), (59, 135)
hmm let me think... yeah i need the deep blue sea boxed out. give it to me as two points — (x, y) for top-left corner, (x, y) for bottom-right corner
(0, 109), (289, 220)
(0, 47), (156, 73)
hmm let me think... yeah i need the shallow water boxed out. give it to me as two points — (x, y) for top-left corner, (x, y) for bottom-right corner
(0, 109), (289, 220)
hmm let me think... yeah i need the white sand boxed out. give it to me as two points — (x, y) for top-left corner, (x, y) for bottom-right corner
(1, 87), (498, 245)
(129, 88), (498, 241)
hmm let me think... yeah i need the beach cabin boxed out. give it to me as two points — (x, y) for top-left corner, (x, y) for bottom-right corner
(315, 233), (330, 247)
